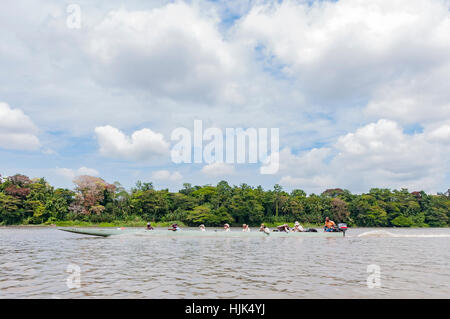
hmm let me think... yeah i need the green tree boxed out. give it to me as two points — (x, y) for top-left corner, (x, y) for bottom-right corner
(185, 205), (233, 226)
(391, 215), (414, 227)
(0, 192), (22, 225)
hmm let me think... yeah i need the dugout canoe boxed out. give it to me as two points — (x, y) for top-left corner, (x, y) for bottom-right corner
(59, 227), (346, 238)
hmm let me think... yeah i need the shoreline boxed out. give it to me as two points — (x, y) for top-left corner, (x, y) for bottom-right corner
(1, 222), (440, 228)
(2, 221), (322, 228)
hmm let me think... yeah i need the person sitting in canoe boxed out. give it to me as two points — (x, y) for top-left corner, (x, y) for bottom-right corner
(259, 223), (270, 234)
(168, 223), (181, 231)
(224, 223), (230, 232)
(146, 222), (154, 230)
(242, 224), (250, 232)
(324, 217), (337, 232)
(199, 224), (206, 232)
(277, 224), (290, 232)
(292, 221), (304, 232)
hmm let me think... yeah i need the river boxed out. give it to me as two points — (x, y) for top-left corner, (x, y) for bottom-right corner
(1, 227), (449, 298)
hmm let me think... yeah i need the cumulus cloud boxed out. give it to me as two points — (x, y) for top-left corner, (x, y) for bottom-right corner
(55, 166), (100, 181)
(151, 170), (183, 182)
(277, 147), (336, 193)
(364, 68), (450, 124)
(1, 0), (450, 192)
(0, 102), (40, 150)
(236, 0), (450, 103)
(333, 120), (441, 175)
(278, 119), (449, 193)
(426, 123), (450, 143)
(95, 125), (170, 161)
(201, 162), (235, 177)
(88, 2), (241, 104)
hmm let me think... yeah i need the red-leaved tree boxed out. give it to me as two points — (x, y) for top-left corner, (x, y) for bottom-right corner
(69, 175), (115, 215)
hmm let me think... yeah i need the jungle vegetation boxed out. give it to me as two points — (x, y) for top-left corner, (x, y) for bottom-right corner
(0, 174), (449, 227)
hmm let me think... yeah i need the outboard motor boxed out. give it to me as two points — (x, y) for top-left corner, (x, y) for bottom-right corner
(337, 223), (348, 236)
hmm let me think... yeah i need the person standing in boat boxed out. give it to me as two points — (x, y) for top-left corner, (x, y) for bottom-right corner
(242, 224), (250, 232)
(199, 224), (206, 232)
(224, 223), (230, 232)
(324, 217), (337, 232)
(146, 222), (154, 230)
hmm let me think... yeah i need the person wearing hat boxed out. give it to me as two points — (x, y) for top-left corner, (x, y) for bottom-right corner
(146, 222), (154, 230)
(224, 224), (230, 232)
(242, 224), (250, 232)
(293, 221), (304, 232)
(259, 223), (270, 234)
(199, 224), (206, 232)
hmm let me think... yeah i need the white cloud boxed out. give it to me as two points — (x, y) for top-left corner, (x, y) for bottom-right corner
(201, 162), (235, 177)
(1, 0), (450, 192)
(426, 123), (450, 143)
(333, 120), (441, 174)
(278, 119), (449, 193)
(151, 170), (183, 182)
(280, 175), (336, 193)
(276, 147), (336, 193)
(364, 66), (450, 124)
(0, 102), (40, 150)
(42, 148), (57, 155)
(95, 125), (170, 161)
(236, 0), (450, 103)
(77, 166), (100, 176)
(55, 166), (100, 181)
(88, 2), (241, 104)
(278, 147), (332, 176)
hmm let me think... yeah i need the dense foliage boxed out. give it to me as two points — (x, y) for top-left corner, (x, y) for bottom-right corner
(0, 174), (449, 227)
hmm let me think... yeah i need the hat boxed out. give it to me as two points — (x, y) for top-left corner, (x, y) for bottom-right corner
(224, 223), (230, 227)
(295, 221), (300, 226)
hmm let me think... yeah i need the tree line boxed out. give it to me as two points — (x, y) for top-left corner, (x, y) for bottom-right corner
(0, 174), (449, 227)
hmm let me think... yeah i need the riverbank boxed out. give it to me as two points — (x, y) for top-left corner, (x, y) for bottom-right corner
(3, 174), (449, 228)
(4, 221), (439, 229)
(6, 221), (323, 228)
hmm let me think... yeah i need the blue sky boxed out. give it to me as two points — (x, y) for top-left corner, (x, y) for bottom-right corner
(1, 0), (449, 194)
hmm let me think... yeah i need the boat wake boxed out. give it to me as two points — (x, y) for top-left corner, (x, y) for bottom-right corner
(357, 230), (396, 237)
(357, 230), (450, 238)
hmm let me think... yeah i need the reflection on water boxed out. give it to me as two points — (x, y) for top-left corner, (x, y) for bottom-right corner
(0, 227), (449, 298)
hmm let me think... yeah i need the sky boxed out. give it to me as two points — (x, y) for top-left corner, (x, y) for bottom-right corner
(0, 0), (449, 194)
